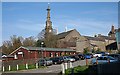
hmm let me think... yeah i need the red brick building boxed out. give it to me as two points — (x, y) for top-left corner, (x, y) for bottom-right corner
(4, 46), (76, 61)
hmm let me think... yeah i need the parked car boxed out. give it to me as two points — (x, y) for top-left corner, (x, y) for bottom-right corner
(93, 52), (102, 57)
(69, 55), (79, 61)
(105, 52), (110, 55)
(92, 56), (118, 65)
(63, 56), (75, 62)
(78, 54), (85, 60)
(50, 57), (64, 64)
(38, 58), (53, 66)
(108, 54), (120, 61)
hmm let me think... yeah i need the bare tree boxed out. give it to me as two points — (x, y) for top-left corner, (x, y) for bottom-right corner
(2, 41), (13, 55)
(44, 34), (58, 48)
(10, 35), (22, 50)
(23, 36), (36, 47)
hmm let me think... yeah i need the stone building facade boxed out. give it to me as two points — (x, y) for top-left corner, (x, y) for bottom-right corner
(57, 29), (80, 50)
(76, 36), (106, 53)
(56, 26), (116, 53)
(43, 4), (117, 53)
(76, 36), (89, 53)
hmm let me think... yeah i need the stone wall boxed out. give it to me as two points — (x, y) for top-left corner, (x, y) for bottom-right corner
(105, 39), (116, 46)
(90, 40), (106, 51)
(76, 36), (90, 53)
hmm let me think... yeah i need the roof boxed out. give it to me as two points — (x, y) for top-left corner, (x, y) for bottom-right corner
(115, 28), (120, 32)
(84, 36), (105, 42)
(98, 34), (115, 40)
(10, 46), (76, 55)
(25, 47), (75, 52)
(57, 29), (76, 39)
(90, 44), (98, 47)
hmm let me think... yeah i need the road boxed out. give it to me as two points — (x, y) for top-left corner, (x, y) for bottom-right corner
(1, 59), (91, 75)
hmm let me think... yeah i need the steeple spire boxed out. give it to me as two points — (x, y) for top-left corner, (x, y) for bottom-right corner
(45, 3), (53, 38)
(47, 3), (50, 21)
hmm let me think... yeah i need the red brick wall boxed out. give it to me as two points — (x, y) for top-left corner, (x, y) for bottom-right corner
(11, 48), (37, 60)
(6, 47), (76, 61)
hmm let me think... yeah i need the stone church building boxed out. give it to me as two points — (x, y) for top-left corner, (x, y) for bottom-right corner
(44, 4), (116, 53)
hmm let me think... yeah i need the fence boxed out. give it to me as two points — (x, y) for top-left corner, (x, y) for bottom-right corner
(2, 58), (40, 72)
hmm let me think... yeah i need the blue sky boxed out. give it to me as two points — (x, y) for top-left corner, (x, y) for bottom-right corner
(2, 2), (118, 45)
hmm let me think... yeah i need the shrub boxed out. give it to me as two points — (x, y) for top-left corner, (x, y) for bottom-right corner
(83, 48), (89, 54)
(65, 66), (89, 75)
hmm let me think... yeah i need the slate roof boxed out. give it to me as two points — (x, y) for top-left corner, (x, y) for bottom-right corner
(25, 47), (75, 52)
(98, 35), (115, 40)
(10, 46), (76, 55)
(57, 29), (75, 39)
(84, 36), (105, 42)
(90, 44), (98, 47)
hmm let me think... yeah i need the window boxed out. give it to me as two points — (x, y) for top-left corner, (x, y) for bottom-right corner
(50, 53), (53, 57)
(60, 52), (62, 56)
(55, 52), (58, 57)
(14, 54), (18, 59)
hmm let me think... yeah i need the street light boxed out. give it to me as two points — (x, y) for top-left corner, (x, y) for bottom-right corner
(41, 42), (44, 59)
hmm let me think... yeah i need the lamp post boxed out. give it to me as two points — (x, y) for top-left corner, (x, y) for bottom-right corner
(41, 42), (44, 59)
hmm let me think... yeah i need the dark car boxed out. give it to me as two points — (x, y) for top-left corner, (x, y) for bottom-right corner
(108, 54), (120, 61)
(63, 56), (75, 62)
(50, 57), (64, 64)
(92, 56), (118, 65)
(69, 55), (79, 61)
(38, 58), (53, 66)
(78, 54), (85, 60)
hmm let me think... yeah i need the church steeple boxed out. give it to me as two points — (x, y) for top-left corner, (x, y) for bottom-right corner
(47, 4), (50, 21)
(111, 25), (115, 33)
(45, 3), (53, 38)
(108, 25), (115, 38)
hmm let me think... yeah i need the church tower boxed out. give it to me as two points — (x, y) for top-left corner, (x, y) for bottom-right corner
(45, 3), (53, 38)
(108, 25), (115, 38)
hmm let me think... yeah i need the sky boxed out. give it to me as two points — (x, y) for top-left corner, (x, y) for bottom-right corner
(2, 2), (118, 46)
(1, 0), (120, 2)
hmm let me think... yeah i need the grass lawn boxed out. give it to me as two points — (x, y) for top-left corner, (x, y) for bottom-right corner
(65, 65), (97, 75)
